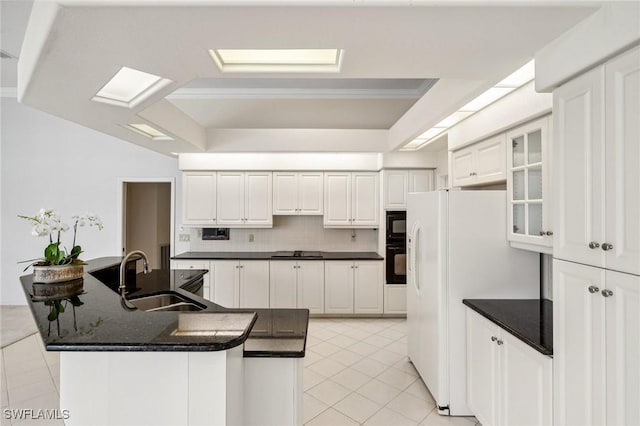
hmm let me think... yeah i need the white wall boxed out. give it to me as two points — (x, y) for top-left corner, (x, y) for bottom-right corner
(189, 216), (377, 252)
(1, 97), (186, 305)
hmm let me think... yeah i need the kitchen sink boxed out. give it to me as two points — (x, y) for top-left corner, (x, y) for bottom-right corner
(128, 291), (206, 312)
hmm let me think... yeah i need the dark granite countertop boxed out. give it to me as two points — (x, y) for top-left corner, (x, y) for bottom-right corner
(463, 299), (553, 356)
(21, 257), (308, 358)
(173, 251), (383, 261)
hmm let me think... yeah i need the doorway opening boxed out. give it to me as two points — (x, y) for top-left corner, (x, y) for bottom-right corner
(121, 180), (174, 271)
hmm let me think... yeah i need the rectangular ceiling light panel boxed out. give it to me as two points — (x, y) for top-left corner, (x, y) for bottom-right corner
(125, 123), (173, 141)
(209, 49), (343, 73)
(496, 60), (535, 88)
(459, 87), (514, 112)
(93, 66), (172, 108)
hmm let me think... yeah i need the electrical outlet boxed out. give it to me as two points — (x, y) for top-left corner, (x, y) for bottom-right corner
(248, 234), (254, 242)
(179, 234), (190, 242)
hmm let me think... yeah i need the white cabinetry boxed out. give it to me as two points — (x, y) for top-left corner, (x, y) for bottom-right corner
(217, 172), (272, 228)
(210, 260), (270, 308)
(384, 285), (406, 314)
(324, 261), (383, 314)
(171, 260), (212, 301)
(466, 308), (552, 426)
(451, 134), (506, 187)
(182, 172), (217, 226)
(324, 172), (379, 228)
(273, 172), (323, 215)
(506, 116), (553, 252)
(553, 259), (639, 426)
(270, 261), (324, 313)
(384, 169), (434, 210)
(554, 46), (639, 276)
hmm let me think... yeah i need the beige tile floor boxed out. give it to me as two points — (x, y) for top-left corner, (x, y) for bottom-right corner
(0, 314), (478, 426)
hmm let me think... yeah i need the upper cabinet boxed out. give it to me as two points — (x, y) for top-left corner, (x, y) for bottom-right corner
(451, 134), (506, 188)
(273, 172), (323, 216)
(506, 115), (553, 252)
(324, 172), (379, 228)
(217, 172), (273, 228)
(383, 169), (434, 210)
(554, 46), (639, 276)
(182, 172), (217, 226)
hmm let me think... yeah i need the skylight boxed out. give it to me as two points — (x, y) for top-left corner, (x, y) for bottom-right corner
(209, 49), (343, 73)
(402, 60), (535, 151)
(125, 123), (173, 141)
(92, 67), (172, 108)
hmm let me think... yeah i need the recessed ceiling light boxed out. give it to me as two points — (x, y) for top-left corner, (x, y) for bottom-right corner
(496, 60), (535, 88)
(124, 123), (173, 141)
(209, 49), (343, 73)
(93, 66), (172, 108)
(459, 87), (515, 113)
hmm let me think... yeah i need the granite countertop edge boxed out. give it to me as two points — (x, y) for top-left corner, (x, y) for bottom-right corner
(462, 299), (553, 356)
(173, 251), (384, 261)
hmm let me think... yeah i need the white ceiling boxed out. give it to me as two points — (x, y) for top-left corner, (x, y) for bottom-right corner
(13, 1), (599, 155)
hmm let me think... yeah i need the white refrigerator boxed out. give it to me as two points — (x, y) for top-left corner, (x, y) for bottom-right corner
(406, 190), (540, 416)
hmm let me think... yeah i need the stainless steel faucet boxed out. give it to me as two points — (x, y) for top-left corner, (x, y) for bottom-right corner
(119, 250), (151, 309)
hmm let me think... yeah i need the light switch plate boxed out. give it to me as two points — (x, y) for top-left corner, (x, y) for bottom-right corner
(179, 234), (190, 242)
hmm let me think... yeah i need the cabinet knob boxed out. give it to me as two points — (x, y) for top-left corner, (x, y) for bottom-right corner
(588, 285), (600, 293)
(491, 336), (498, 342)
(539, 231), (546, 236)
(602, 243), (614, 251)
(545, 231), (553, 236)
(589, 241), (600, 249)
(496, 340), (504, 346)
(601, 289), (614, 298)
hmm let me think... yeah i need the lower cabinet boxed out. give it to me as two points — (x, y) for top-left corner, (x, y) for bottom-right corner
(171, 260), (212, 301)
(325, 261), (383, 314)
(210, 260), (270, 309)
(553, 259), (639, 426)
(466, 308), (552, 426)
(269, 261), (324, 313)
(384, 284), (406, 314)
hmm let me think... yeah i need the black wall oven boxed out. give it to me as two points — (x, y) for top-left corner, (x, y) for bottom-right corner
(386, 211), (407, 284)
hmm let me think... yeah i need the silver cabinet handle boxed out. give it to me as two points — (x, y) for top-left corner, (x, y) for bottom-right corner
(588, 285), (600, 293)
(602, 243), (614, 251)
(602, 289), (614, 297)
(589, 242), (600, 249)
(496, 340), (503, 346)
(546, 231), (553, 236)
(491, 336), (498, 342)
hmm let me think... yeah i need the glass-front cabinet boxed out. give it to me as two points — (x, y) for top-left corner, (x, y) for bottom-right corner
(506, 115), (552, 252)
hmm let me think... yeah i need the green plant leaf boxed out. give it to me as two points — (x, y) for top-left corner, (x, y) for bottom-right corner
(47, 307), (58, 321)
(56, 300), (65, 313)
(44, 243), (59, 262)
(68, 295), (84, 307)
(70, 245), (82, 259)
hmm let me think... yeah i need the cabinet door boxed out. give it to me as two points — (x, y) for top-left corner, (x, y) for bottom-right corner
(506, 116), (552, 248)
(384, 170), (408, 209)
(353, 261), (383, 314)
(605, 269), (640, 426)
(324, 261), (354, 314)
(182, 172), (217, 225)
(210, 261), (239, 308)
(384, 284), (406, 314)
(553, 259), (606, 426)
(466, 309), (499, 426)
(244, 172), (272, 227)
(553, 66), (606, 268)
(500, 332), (553, 426)
(269, 261), (297, 308)
(216, 172), (245, 226)
(239, 261), (270, 308)
(273, 173), (298, 215)
(604, 47), (640, 276)
(298, 172), (324, 215)
(475, 134), (506, 184)
(297, 261), (324, 314)
(451, 148), (474, 187)
(352, 172), (379, 227)
(324, 173), (352, 226)
(408, 169), (434, 193)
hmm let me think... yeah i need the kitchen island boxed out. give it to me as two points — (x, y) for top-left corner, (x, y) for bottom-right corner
(21, 257), (308, 426)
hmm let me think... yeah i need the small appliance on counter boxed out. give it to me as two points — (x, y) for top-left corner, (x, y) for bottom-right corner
(385, 211), (406, 284)
(202, 228), (229, 240)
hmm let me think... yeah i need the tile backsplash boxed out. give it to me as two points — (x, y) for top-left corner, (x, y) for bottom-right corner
(188, 216), (379, 252)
